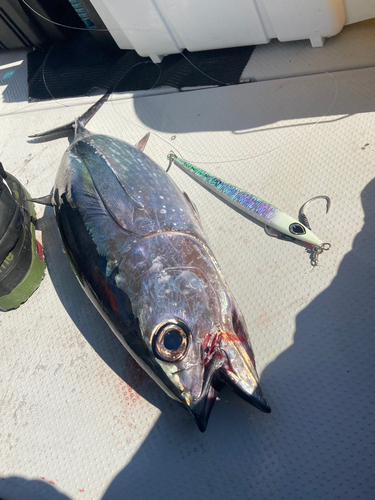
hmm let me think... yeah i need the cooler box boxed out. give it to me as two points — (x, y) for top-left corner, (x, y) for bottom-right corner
(83, 0), (375, 62)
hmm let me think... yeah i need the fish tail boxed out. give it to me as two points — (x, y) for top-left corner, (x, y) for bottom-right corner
(28, 91), (111, 142)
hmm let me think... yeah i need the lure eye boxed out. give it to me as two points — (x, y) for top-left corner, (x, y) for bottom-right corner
(153, 323), (189, 362)
(289, 223), (306, 235)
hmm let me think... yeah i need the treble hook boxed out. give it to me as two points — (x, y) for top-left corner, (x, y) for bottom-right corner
(299, 195), (331, 230)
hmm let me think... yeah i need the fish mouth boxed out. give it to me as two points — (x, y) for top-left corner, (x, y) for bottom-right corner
(187, 333), (271, 432)
(186, 351), (224, 432)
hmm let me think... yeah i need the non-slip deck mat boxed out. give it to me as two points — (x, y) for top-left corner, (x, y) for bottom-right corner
(1, 53), (375, 500)
(27, 31), (255, 100)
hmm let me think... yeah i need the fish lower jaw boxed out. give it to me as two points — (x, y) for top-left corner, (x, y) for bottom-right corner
(186, 385), (219, 433)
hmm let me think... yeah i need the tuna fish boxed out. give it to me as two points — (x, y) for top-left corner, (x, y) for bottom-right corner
(30, 93), (270, 431)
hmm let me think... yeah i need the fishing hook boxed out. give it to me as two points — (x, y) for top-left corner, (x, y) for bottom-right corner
(267, 195), (332, 265)
(299, 195), (331, 230)
(299, 195), (331, 266)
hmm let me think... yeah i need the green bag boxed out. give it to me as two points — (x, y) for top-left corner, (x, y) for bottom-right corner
(0, 163), (46, 311)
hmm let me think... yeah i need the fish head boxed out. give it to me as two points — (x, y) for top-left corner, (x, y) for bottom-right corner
(118, 233), (270, 431)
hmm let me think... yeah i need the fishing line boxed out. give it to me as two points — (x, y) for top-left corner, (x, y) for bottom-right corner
(39, 49), (185, 165)
(21, 0), (231, 87)
(42, 51), (185, 160)
(41, 50), (161, 110)
(104, 69), (339, 166)
(41, 45), (70, 107)
(172, 72), (340, 164)
(108, 77), (186, 161)
(77, 70), (338, 169)
(178, 51), (228, 86)
(20, 0), (110, 31)
(15, 2), (339, 166)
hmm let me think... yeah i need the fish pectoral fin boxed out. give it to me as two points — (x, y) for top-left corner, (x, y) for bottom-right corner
(27, 194), (53, 206)
(80, 182), (141, 238)
(135, 132), (150, 152)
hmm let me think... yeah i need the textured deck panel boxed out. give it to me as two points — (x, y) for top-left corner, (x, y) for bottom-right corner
(1, 54), (375, 499)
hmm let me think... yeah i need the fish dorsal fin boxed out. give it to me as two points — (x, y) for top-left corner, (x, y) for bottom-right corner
(135, 132), (150, 152)
(27, 194), (53, 206)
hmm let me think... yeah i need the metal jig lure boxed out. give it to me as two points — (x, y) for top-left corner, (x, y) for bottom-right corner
(167, 154), (331, 265)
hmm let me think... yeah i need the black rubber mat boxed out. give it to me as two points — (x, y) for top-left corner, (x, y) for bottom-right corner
(27, 31), (255, 101)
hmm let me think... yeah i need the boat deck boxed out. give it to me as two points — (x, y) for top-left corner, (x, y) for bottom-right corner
(1, 19), (374, 500)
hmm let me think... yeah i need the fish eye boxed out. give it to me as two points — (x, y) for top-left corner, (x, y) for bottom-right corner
(153, 322), (189, 362)
(289, 223), (306, 235)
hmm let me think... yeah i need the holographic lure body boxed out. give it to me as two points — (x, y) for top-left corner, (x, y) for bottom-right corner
(169, 155), (330, 251)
